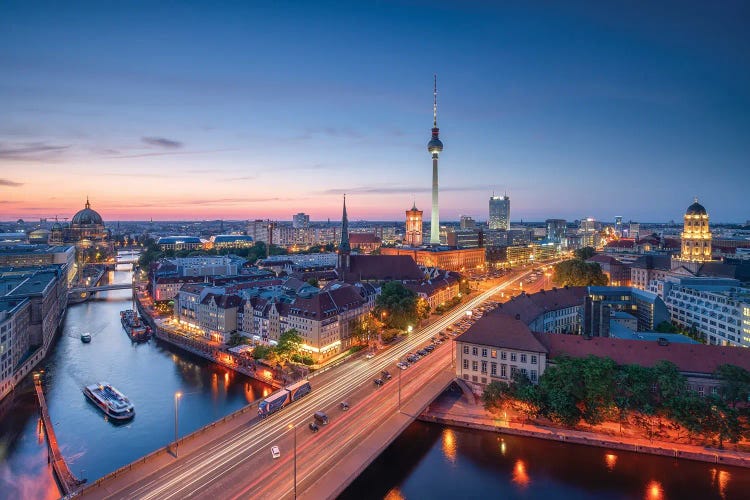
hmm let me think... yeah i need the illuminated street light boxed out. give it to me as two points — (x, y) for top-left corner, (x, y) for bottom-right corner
(174, 391), (182, 456)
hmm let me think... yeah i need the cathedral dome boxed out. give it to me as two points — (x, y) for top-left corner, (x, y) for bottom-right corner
(686, 199), (707, 216)
(72, 199), (104, 225)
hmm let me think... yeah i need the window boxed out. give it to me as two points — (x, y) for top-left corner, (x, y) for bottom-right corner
(472, 347), (478, 356)
(481, 377), (487, 384)
(711, 386), (718, 395)
(472, 375), (478, 382)
(463, 345), (469, 354)
(501, 364), (507, 378)
(472, 361), (478, 372)
(501, 351), (507, 360)
(510, 353), (517, 362)
(510, 366), (517, 377)
(530, 370), (537, 382)
(463, 359), (468, 370)
(491, 349), (497, 358)
(698, 386), (705, 397)
(481, 361), (487, 373)
(531, 355), (537, 364)
(520, 354), (527, 363)
(482, 348), (488, 358)
(491, 362), (497, 376)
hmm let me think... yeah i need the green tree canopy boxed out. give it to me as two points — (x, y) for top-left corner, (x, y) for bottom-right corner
(276, 329), (303, 362)
(574, 247), (596, 260)
(375, 281), (420, 330)
(552, 259), (609, 287)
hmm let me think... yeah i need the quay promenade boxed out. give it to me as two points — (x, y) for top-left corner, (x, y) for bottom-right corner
(34, 377), (86, 495)
(419, 390), (750, 469)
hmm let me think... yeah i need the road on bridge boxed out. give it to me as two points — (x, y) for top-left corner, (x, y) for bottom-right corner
(78, 269), (537, 500)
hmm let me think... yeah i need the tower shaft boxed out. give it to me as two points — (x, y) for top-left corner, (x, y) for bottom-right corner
(430, 157), (440, 245)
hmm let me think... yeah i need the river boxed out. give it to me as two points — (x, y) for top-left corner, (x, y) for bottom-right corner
(0, 263), (273, 499)
(341, 419), (750, 499)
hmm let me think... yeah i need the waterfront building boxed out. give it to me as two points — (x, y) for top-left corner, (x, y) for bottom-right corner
(455, 291), (750, 392)
(156, 236), (203, 251)
(0, 265), (67, 401)
(488, 195), (510, 231)
(69, 198), (108, 242)
(0, 245), (76, 284)
(404, 203), (423, 247)
(292, 213), (310, 229)
(427, 75), (443, 245)
(678, 198), (712, 262)
(650, 276), (750, 347)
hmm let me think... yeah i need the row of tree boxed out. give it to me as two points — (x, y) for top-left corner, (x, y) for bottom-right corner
(138, 238), (289, 268)
(483, 355), (750, 448)
(374, 281), (430, 330)
(251, 329), (314, 365)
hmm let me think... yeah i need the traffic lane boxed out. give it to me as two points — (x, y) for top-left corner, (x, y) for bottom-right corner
(98, 276), (522, 499)
(242, 345), (453, 499)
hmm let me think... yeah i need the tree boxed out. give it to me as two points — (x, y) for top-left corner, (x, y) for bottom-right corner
(276, 329), (303, 363)
(416, 297), (430, 321)
(614, 364), (655, 430)
(715, 364), (750, 408)
(482, 381), (507, 411)
(574, 247), (596, 260)
(252, 345), (273, 360)
(538, 356), (585, 426)
(579, 356), (618, 425)
(375, 281), (419, 330)
(552, 259), (608, 287)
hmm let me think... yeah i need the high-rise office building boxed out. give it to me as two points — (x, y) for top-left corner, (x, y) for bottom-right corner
(427, 75), (444, 245)
(615, 216), (623, 236)
(292, 213), (310, 229)
(545, 219), (567, 244)
(404, 203), (423, 247)
(488, 194), (510, 230)
(459, 215), (476, 230)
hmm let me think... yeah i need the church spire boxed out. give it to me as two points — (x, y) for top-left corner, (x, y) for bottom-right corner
(339, 194), (350, 252)
(85, 196), (90, 209)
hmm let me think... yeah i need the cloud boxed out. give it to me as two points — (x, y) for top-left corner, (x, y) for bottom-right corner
(106, 149), (233, 159)
(142, 136), (183, 149)
(0, 178), (23, 187)
(292, 127), (363, 141)
(0, 142), (71, 162)
(318, 184), (488, 195)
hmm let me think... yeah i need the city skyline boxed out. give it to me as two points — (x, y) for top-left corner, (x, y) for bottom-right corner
(1, 1), (748, 222)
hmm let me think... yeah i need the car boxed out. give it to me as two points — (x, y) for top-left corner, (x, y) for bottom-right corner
(340, 401), (350, 411)
(309, 422), (319, 432)
(396, 362), (408, 370)
(425, 345), (435, 352)
(271, 445), (281, 459)
(417, 349), (428, 356)
(407, 355), (418, 363)
(365, 352), (375, 359)
(314, 411), (329, 425)
(431, 336), (438, 342)
(381, 370), (392, 380)
(374, 378), (384, 386)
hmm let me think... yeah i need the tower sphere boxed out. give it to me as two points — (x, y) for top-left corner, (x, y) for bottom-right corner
(427, 135), (443, 154)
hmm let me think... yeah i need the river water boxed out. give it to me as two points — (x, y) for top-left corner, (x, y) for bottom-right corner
(0, 263), (273, 499)
(342, 420), (750, 499)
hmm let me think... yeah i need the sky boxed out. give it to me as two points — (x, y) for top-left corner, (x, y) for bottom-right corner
(1, 1), (748, 223)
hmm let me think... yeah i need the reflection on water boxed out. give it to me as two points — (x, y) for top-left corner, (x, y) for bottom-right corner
(341, 421), (750, 500)
(441, 428), (456, 464)
(0, 260), (272, 499)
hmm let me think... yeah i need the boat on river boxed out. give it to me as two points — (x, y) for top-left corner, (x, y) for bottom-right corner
(120, 309), (150, 342)
(83, 382), (135, 420)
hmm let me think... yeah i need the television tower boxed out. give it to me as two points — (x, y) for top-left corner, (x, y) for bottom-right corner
(427, 75), (444, 245)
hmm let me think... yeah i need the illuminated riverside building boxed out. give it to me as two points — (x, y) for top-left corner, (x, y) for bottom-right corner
(679, 198), (712, 262)
(404, 203), (424, 247)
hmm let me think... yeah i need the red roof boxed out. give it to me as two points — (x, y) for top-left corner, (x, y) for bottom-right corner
(348, 233), (382, 244)
(534, 334), (750, 375)
(606, 239), (636, 249)
(495, 287), (587, 324)
(456, 313), (548, 353)
(347, 255), (424, 282)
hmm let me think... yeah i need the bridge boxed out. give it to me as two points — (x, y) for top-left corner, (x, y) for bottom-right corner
(74, 272), (531, 499)
(69, 283), (133, 294)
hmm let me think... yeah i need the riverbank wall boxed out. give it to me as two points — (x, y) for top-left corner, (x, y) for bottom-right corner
(419, 397), (750, 469)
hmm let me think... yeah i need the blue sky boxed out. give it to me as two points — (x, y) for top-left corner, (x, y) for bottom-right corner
(1, 1), (748, 222)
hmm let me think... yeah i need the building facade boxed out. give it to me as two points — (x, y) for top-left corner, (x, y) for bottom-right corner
(489, 195), (510, 230)
(404, 203), (423, 247)
(680, 198), (712, 262)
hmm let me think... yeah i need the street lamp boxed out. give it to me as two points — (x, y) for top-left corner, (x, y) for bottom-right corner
(288, 423), (297, 499)
(174, 391), (182, 456)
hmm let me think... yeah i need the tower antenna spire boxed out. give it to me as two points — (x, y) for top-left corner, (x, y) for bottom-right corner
(433, 74), (438, 128)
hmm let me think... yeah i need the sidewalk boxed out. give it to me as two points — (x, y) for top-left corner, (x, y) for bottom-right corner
(419, 393), (750, 469)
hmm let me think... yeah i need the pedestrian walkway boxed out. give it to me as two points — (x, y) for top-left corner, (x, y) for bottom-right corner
(34, 376), (86, 495)
(419, 391), (750, 468)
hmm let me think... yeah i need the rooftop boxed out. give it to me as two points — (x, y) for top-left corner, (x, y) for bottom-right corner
(455, 309), (549, 353)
